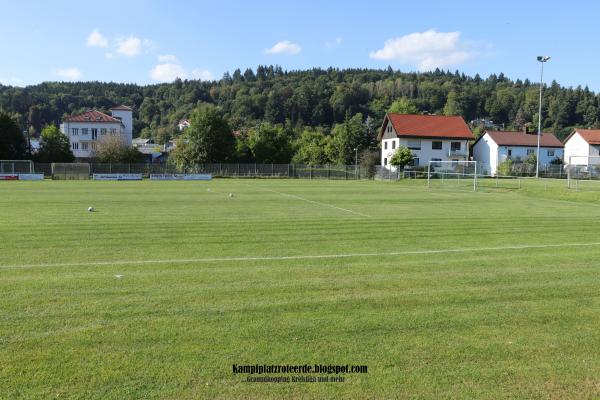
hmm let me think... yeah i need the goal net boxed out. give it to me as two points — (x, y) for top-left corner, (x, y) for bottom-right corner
(51, 163), (91, 180)
(567, 155), (600, 190)
(0, 160), (33, 174)
(427, 160), (478, 191)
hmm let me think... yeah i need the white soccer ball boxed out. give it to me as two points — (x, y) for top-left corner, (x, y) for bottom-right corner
(229, 193), (234, 198)
(87, 206), (94, 212)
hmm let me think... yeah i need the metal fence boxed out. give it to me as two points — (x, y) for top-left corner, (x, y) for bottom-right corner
(30, 163), (378, 180)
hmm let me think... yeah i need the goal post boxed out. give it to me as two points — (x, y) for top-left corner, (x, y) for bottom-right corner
(427, 160), (478, 191)
(51, 163), (91, 180)
(0, 160), (33, 174)
(567, 155), (600, 190)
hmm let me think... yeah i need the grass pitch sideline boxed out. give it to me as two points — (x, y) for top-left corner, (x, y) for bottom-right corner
(1, 179), (600, 399)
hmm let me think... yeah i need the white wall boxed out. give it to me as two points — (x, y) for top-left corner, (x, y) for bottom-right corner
(60, 121), (123, 159)
(111, 109), (133, 145)
(564, 132), (590, 165)
(497, 146), (562, 169)
(472, 133), (498, 175)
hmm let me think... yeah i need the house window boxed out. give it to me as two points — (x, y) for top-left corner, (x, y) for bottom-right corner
(527, 149), (535, 155)
(548, 150), (555, 157)
(384, 141), (388, 150)
(81, 142), (88, 150)
(392, 141), (396, 149)
(432, 141), (442, 150)
(409, 158), (419, 167)
(71, 128), (79, 136)
(387, 125), (392, 133)
(451, 142), (461, 151)
(91, 143), (96, 150)
(407, 139), (421, 150)
(507, 149), (512, 157)
(383, 157), (387, 165)
(81, 128), (88, 135)
(110, 128), (117, 135)
(72, 142), (79, 150)
(431, 158), (442, 167)
(100, 128), (107, 135)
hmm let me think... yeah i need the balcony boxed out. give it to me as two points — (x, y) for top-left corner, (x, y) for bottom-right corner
(448, 149), (468, 158)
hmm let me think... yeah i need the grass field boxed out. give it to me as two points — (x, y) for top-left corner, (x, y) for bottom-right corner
(2, 178), (600, 399)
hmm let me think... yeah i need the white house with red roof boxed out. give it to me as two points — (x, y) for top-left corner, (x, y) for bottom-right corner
(60, 105), (133, 159)
(177, 119), (190, 131)
(563, 129), (600, 165)
(472, 129), (563, 175)
(379, 113), (474, 168)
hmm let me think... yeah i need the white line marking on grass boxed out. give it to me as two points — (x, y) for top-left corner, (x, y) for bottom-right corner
(3, 242), (600, 269)
(256, 186), (371, 217)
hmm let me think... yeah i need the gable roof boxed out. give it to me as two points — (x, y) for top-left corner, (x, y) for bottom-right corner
(565, 129), (600, 145)
(63, 109), (122, 123)
(480, 130), (563, 148)
(380, 113), (473, 140)
(110, 105), (132, 111)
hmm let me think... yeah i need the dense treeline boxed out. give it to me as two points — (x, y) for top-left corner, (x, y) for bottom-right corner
(1, 66), (599, 155)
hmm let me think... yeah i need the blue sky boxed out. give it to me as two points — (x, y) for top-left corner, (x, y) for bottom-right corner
(1, 0), (599, 89)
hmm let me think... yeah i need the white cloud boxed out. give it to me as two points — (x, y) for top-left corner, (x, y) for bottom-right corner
(56, 67), (82, 81)
(158, 54), (178, 62)
(264, 40), (301, 55)
(325, 37), (343, 49)
(116, 36), (142, 57)
(149, 63), (213, 82)
(104, 52), (115, 59)
(369, 30), (473, 71)
(190, 69), (213, 81)
(87, 29), (108, 48)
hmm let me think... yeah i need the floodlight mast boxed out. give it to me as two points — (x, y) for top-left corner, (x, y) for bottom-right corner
(536, 56), (550, 178)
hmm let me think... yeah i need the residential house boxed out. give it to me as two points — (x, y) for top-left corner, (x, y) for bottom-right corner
(379, 113), (474, 168)
(472, 129), (563, 175)
(563, 129), (600, 165)
(60, 105), (133, 159)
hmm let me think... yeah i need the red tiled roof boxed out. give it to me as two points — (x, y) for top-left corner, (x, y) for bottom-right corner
(110, 105), (132, 111)
(381, 114), (474, 140)
(570, 129), (600, 145)
(63, 109), (122, 123)
(484, 130), (563, 148)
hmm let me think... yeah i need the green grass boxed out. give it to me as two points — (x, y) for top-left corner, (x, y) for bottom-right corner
(2, 178), (600, 399)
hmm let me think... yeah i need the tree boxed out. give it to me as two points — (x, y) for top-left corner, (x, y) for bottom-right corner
(0, 111), (26, 159)
(443, 91), (461, 116)
(389, 146), (414, 170)
(248, 123), (293, 163)
(327, 112), (364, 164)
(292, 127), (329, 165)
(36, 125), (74, 162)
(93, 135), (144, 163)
(359, 149), (379, 179)
(388, 97), (418, 114)
(171, 104), (234, 168)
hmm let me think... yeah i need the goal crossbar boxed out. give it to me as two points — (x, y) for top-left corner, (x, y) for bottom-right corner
(427, 160), (478, 191)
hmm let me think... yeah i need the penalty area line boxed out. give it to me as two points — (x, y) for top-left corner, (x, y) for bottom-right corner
(2, 241), (600, 269)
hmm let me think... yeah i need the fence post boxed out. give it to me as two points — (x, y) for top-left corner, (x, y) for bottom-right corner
(254, 163), (257, 176)
(271, 163), (274, 177)
(327, 165), (330, 180)
(309, 164), (312, 180)
(345, 165), (348, 180)
(109, 163), (112, 173)
(128, 163), (131, 173)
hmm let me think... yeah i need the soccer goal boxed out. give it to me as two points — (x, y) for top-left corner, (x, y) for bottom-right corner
(51, 163), (91, 180)
(427, 160), (478, 191)
(0, 160), (33, 174)
(567, 155), (600, 190)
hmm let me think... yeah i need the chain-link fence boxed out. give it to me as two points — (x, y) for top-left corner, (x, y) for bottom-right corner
(29, 163), (380, 180)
